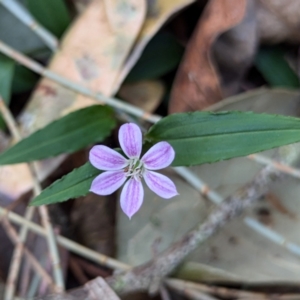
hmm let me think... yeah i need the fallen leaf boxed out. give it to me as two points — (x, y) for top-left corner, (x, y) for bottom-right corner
(113, 0), (196, 94)
(212, 0), (258, 97)
(71, 193), (115, 256)
(0, 0), (146, 200)
(169, 0), (247, 113)
(265, 192), (297, 220)
(117, 89), (300, 281)
(118, 80), (165, 112)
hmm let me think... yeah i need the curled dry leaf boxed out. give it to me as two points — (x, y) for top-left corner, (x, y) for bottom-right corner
(213, 0), (258, 97)
(169, 0), (247, 113)
(0, 0), (146, 200)
(113, 0), (197, 94)
(118, 80), (165, 113)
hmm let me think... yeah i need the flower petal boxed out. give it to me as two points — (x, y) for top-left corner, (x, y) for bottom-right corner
(120, 178), (144, 219)
(144, 170), (178, 199)
(119, 123), (142, 159)
(89, 145), (128, 171)
(90, 170), (126, 195)
(141, 142), (175, 170)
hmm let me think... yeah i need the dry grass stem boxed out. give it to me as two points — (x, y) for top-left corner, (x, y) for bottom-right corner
(0, 0), (58, 50)
(1, 217), (56, 291)
(0, 98), (65, 296)
(0, 206), (131, 270)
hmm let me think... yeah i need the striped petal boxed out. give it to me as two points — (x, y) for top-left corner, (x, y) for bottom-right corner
(144, 170), (178, 199)
(119, 123), (142, 159)
(90, 170), (126, 195)
(120, 178), (144, 219)
(89, 145), (128, 171)
(141, 142), (175, 170)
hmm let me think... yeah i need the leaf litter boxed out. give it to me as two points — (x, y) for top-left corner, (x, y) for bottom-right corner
(1, 0), (300, 299)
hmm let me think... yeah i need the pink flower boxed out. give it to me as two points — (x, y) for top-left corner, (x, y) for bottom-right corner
(89, 123), (178, 218)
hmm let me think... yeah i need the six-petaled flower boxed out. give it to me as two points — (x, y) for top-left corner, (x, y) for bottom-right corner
(89, 123), (178, 218)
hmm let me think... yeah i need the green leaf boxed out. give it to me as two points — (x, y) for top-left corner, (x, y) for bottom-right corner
(31, 162), (101, 206)
(12, 66), (38, 94)
(125, 32), (184, 82)
(0, 53), (15, 102)
(0, 54), (15, 129)
(26, 0), (71, 37)
(146, 111), (300, 166)
(255, 46), (300, 89)
(0, 105), (116, 164)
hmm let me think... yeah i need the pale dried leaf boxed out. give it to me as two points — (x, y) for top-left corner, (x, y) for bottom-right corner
(113, 0), (196, 94)
(0, 0), (146, 200)
(117, 89), (300, 281)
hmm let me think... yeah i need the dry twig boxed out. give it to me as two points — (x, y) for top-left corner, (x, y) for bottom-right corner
(0, 206), (131, 270)
(0, 0), (58, 50)
(0, 98), (64, 298)
(1, 218), (55, 291)
(105, 143), (300, 295)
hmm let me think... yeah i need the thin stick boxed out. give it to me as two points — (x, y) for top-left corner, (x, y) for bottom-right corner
(4, 206), (35, 300)
(0, 0), (58, 50)
(0, 95), (38, 300)
(174, 166), (300, 257)
(166, 278), (269, 300)
(248, 153), (300, 179)
(1, 40), (300, 267)
(0, 99), (65, 294)
(2, 37), (300, 285)
(0, 40), (161, 123)
(0, 206), (131, 271)
(1, 40), (300, 181)
(1, 218), (55, 291)
(106, 144), (300, 294)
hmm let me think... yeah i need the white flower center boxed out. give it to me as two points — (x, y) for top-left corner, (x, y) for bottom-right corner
(124, 158), (144, 181)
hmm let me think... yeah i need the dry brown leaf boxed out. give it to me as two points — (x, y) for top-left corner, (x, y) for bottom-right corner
(212, 0), (258, 97)
(0, 0), (146, 200)
(118, 80), (165, 112)
(71, 193), (115, 256)
(169, 0), (247, 113)
(265, 192), (297, 220)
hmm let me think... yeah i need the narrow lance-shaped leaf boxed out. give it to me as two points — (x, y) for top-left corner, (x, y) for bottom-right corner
(255, 46), (300, 89)
(0, 105), (116, 164)
(32, 110), (300, 206)
(31, 162), (101, 206)
(146, 111), (300, 166)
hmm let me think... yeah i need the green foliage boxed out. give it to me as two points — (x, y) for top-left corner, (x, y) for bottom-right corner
(12, 66), (39, 94)
(26, 0), (71, 37)
(0, 105), (116, 164)
(31, 162), (101, 206)
(31, 110), (300, 206)
(255, 46), (300, 89)
(146, 111), (300, 166)
(125, 32), (184, 82)
(0, 54), (15, 128)
(0, 54), (15, 102)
